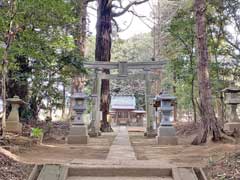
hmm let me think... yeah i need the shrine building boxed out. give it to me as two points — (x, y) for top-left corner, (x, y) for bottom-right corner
(109, 96), (146, 126)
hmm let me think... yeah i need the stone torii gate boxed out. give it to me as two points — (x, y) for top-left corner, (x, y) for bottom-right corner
(84, 61), (165, 137)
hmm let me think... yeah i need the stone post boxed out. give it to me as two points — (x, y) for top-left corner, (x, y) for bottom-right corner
(89, 69), (101, 137)
(6, 96), (25, 134)
(144, 69), (155, 137)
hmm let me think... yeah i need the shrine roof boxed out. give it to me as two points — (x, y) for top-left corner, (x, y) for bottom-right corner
(111, 96), (136, 110)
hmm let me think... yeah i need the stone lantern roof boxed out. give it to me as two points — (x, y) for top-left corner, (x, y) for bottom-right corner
(7, 95), (26, 105)
(221, 84), (240, 93)
(71, 92), (89, 99)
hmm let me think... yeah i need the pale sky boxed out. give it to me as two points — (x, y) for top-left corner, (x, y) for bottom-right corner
(88, 1), (154, 39)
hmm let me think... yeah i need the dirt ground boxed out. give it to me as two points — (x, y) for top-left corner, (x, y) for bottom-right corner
(0, 148), (33, 180)
(16, 132), (116, 164)
(129, 132), (240, 168)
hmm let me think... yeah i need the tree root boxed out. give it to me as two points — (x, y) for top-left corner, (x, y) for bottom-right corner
(220, 132), (236, 143)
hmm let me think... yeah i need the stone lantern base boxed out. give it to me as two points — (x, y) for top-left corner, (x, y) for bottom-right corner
(6, 121), (22, 134)
(224, 122), (240, 132)
(156, 126), (178, 145)
(67, 125), (88, 144)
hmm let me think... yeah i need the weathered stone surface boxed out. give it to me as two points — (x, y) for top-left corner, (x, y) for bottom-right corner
(156, 136), (178, 145)
(67, 135), (88, 144)
(67, 125), (89, 144)
(156, 126), (178, 145)
(6, 121), (22, 133)
(107, 126), (136, 160)
(157, 126), (176, 136)
(224, 122), (240, 131)
(69, 126), (88, 136)
(37, 165), (68, 180)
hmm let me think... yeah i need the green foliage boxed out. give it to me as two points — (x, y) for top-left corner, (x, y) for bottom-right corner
(163, 0), (240, 114)
(31, 127), (43, 138)
(0, 0), (85, 120)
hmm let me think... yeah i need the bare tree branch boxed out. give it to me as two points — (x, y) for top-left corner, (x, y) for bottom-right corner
(112, 0), (148, 17)
(111, 18), (120, 32)
(86, 0), (96, 3)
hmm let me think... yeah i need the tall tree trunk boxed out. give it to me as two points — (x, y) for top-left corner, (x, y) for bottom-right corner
(189, 53), (197, 123)
(74, 0), (88, 56)
(70, 0), (88, 116)
(62, 84), (66, 119)
(173, 70), (177, 122)
(192, 0), (221, 145)
(1, 0), (16, 137)
(95, 0), (112, 132)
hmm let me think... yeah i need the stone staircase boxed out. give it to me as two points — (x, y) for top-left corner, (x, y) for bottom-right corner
(28, 126), (207, 180)
(28, 164), (207, 180)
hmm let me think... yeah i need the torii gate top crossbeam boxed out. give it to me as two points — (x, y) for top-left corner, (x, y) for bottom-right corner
(83, 61), (166, 70)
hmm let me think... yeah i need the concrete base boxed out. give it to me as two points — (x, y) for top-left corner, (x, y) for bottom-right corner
(67, 125), (89, 144)
(67, 135), (88, 144)
(224, 122), (240, 131)
(6, 121), (22, 133)
(156, 136), (178, 145)
(156, 126), (178, 145)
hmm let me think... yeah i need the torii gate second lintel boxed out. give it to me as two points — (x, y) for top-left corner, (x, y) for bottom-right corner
(83, 61), (166, 76)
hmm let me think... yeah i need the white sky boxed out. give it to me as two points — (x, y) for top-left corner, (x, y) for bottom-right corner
(88, 1), (154, 39)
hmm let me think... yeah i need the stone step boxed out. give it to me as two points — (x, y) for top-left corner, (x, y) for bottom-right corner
(28, 164), (207, 180)
(67, 177), (173, 180)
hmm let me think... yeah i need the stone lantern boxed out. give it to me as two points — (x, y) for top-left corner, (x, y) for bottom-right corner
(222, 84), (240, 131)
(67, 92), (89, 144)
(155, 92), (178, 145)
(6, 95), (25, 134)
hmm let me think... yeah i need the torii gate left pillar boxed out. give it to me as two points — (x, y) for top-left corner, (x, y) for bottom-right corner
(89, 69), (102, 137)
(144, 69), (155, 137)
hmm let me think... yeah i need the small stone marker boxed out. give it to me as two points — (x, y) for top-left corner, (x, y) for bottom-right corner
(6, 95), (25, 134)
(155, 92), (178, 145)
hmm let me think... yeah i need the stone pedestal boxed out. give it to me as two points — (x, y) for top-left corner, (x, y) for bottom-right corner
(156, 126), (178, 145)
(224, 122), (240, 131)
(6, 121), (22, 133)
(67, 125), (88, 144)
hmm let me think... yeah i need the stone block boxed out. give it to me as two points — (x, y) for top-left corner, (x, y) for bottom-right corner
(69, 126), (87, 136)
(157, 126), (176, 136)
(156, 136), (178, 145)
(67, 135), (88, 144)
(67, 125), (89, 144)
(6, 121), (22, 133)
(224, 122), (240, 131)
(156, 126), (178, 145)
